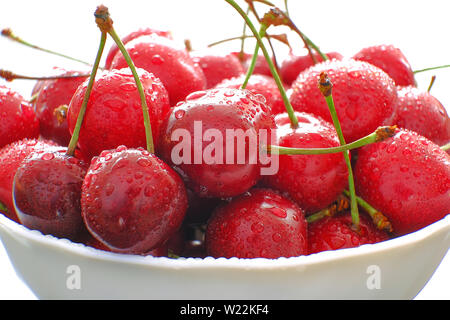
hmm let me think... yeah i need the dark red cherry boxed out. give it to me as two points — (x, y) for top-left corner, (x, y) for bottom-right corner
(280, 51), (343, 86)
(352, 44), (416, 87)
(0, 138), (56, 222)
(263, 112), (348, 213)
(0, 85), (39, 148)
(104, 27), (172, 70)
(190, 49), (245, 89)
(215, 74), (285, 115)
(393, 86), (450, 146)
(308, 211), (390, 254)
(110, 34), (206, 105)
(354, 128), (450, 236)
(32, 67), (89, 146)
(289, 59), (398, 142)
(205, 188), (308, 259)
(159, 88), (275, 198)
(67, 68), (170, 160)
(81, 146), (188, 254)
(12, 146), (87, 240)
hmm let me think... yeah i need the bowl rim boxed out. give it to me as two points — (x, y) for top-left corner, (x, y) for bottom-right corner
(0, 212), (449, 270)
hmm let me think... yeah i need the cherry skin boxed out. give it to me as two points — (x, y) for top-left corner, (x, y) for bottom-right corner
(0, 138), (56, 222)
(205, 188), (308, 259)
(67, 68), (171, 160)
(110, 34), (207, 105)
(81, 146), (188, 254)
(308, 211), (390, 254)
(393, 86), (450, 147)
(104, 27), (172, 70)
(12, 146), (88, 240)
(352, 44), (416, 87)
(215, 74), (285, 115)
(263, 112), (348, 214)
(354, 128), (450, 236)
(289, 59), (398, 143)
(190, 48), (245, 89)
(0, 85), (39, 148)
(280, 51), (343, 86)
(159, 88), (275, 198)
(32, 67), (89, 146)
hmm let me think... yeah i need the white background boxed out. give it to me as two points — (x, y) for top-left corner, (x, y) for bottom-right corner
(0, 0), (448, 299)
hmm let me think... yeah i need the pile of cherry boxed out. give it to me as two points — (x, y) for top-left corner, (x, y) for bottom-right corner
(0, 4), (449, 260)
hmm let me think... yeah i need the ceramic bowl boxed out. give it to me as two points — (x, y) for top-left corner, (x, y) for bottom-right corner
(0, 212), (448, 300)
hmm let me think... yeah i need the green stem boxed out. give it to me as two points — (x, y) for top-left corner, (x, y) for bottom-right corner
(208, 34), (289, 48)
(413, 64), (450, 74)
(1, 28), (93, 67)
(0, 69), (89, 82)
(441, 142), (450, 151)
(107, 29), (154, 154)
(0, 201), (8, 213)
(238, 5), (251, 62)
(427, 75), (436, 93)
(224, 0), (298, 128)
(241, 24), (267, 89)
(66, 32), (106, 157)
(268, 126), (395, 155)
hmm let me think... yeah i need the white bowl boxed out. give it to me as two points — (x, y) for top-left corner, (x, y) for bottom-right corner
(0, 213), (448, 300)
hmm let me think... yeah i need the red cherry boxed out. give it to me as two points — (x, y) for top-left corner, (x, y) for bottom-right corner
(352, 44), (416, 87)
(280, 51), (343, 86)
(12, 146), (87, 240)
(393, 86), (450, 146)
(205, 188), (308, 259)
(289, 59), (398, 142)
(110, 34), (207, 105)
(263, 112), (348, 213)
(215, 74), (285, 115)
(0, 138), (56, 221)
(190, 49), (245, 89)
(0, 85), (39, 148)
(104, 27), (172, 69)
(81, 146), (188, 254)
(32, 68), (89, 146)
(159, 88), (275, 198)
(308, 211), (390, 254)
(67, 68), (170, 160)
(354, 128), (450, 236)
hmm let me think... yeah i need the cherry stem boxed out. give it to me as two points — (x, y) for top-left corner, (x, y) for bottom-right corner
(267, 126), (396, 155)
(1, 28), (93, 67)
(238, 5), (251, 62)
(66, 32), (107, 157)
(0, 69), (90, 82)
(343, 190), (393, 233)
(241, 24), (268, 89)
(225, 0), (299, 128)
(208, 33), (290, 49)
(306, 194), (350, 223)
(95, 5), (155, 154)
(440, 142), (450, 151)
(318, 72), (359, 229)
(0, 201), (8, 214)
(413, 64), (450, 74)
(427, 75), (436, 93)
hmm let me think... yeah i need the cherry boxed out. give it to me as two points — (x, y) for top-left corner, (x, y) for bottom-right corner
(159, 88), (275, 198)
(205, 188), (308, 259)
(354, 128), (450, 236)
(32, 67), (89, 146)
(12, 146), (88, 240)
(215, 74), (285, 115)
(104, 27), (172, 69)
(308, 211), (390, 254)
(393, 86), (450, 146)
(67, 68), (170, 160)
(232, 52), (274, 78)
(263, 112), (349, 214)
(352, 44), (416, 87)
(280, 51), (343, 86)
(110, 34), (207, 105)
(289, 59), (398, 142)
(0, 138), (56, 221)
(190, 48), (245, 89)
(81, 146), (188, 254)
(0, 85), (39, 148)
